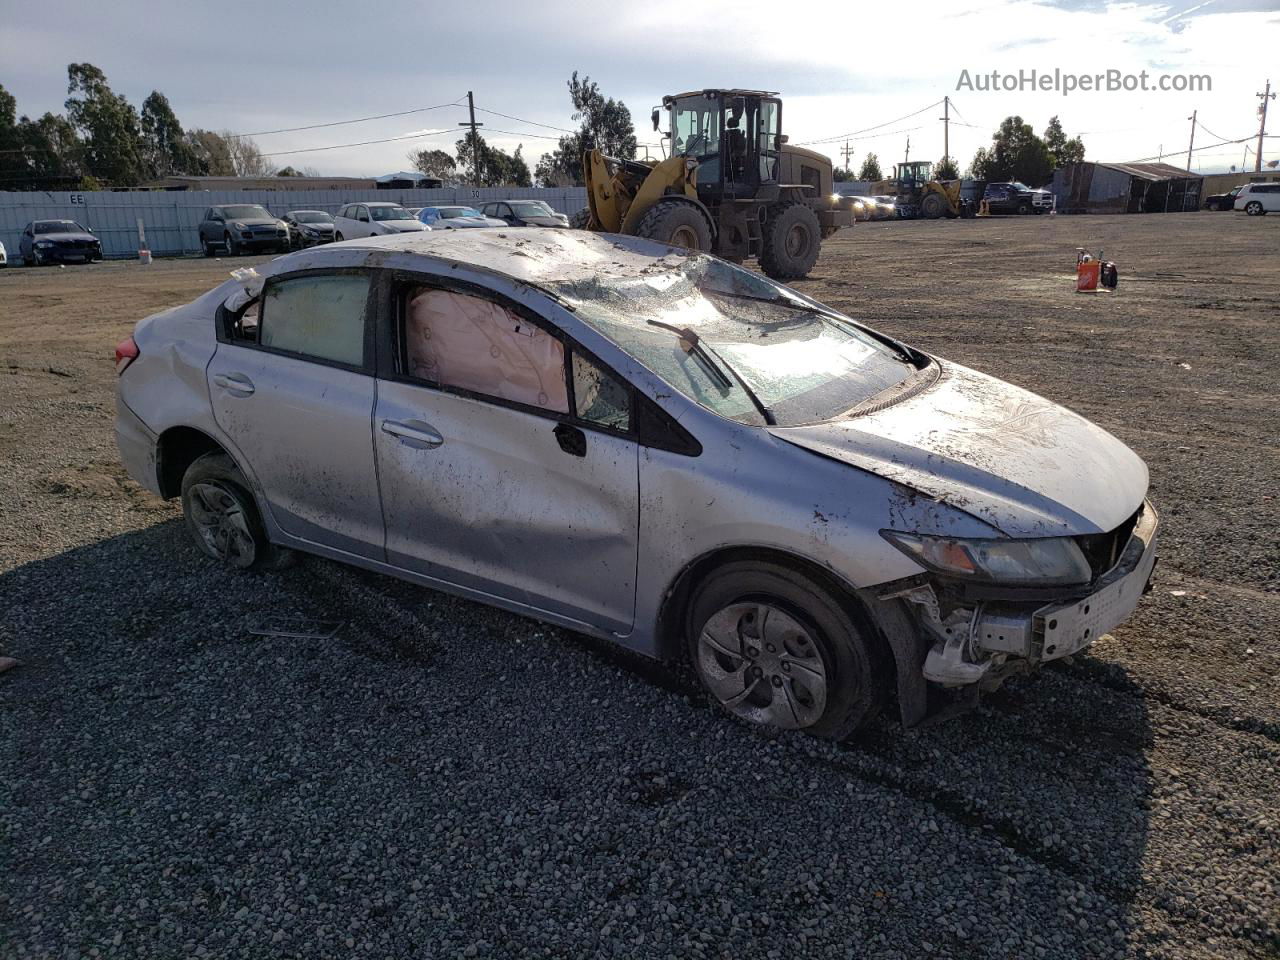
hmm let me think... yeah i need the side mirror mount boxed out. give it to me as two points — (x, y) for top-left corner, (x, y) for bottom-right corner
(651, 107), (660, 132)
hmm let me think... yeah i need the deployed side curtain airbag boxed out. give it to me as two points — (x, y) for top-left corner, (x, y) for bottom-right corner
(406, 288), (568, 413)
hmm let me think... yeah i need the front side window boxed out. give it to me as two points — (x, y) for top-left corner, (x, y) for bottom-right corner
(259, 273), (369, 366)
(572, 352), (630, 431)
(403, 287), (568, 413)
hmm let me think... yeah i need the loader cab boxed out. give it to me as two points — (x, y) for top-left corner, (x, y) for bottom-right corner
(663, 89), (782, 204)
(895, 161), (934, 189)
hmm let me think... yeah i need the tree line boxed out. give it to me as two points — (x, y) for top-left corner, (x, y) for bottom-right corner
(3, 64), (1086, 191)
(407, 72), (636, 188)
(833, 115), (1086, 186)
(0, 63), (288, 190)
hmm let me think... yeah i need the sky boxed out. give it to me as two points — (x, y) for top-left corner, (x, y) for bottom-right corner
(2, 0), (1278, 180)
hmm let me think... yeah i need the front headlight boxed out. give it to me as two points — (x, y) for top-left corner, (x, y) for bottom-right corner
(233, 221), (246, 230)
(35, 240), (53, 248)
(881, 531), (1092, 586)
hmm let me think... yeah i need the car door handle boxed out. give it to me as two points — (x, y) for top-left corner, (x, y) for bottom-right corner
(212, 372), (255, 396)
(381, 418), (444, 448)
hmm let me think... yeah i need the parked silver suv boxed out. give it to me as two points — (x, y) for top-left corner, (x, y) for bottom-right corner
(114, 231), (1157, 737)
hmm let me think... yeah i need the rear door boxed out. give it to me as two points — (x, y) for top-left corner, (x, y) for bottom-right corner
(207, 268), (384, 560)
(372, 275), (640, 633)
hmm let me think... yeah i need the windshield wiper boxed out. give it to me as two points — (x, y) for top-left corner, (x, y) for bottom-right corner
(645, 319), (776, 426)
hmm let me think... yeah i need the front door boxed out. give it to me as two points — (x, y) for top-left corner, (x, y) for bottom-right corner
(373, 282), (639, 633)
(207, 270), (384, 559)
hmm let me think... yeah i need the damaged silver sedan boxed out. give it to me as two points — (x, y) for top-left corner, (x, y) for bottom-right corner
(114, 230), (1157, 738)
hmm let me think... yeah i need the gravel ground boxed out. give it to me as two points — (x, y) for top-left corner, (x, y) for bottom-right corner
(1, 213), (1278, 959)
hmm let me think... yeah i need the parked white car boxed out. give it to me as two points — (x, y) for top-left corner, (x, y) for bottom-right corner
(334, 202), (429, 240)
(1233, 182), (1280, 215)
(0, 240), (7, 267)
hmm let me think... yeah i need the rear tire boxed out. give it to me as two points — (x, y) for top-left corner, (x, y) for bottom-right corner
(1245, 201), (1264, 216)
(633, 199), (713, 252)
(759, 201), (822, 280)
(569, 208), (592, 230)
(686, 561), (889, 740)
(180, 452), (297, 572)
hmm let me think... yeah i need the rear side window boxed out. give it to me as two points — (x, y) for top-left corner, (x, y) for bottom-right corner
(259, 274), (370, 366)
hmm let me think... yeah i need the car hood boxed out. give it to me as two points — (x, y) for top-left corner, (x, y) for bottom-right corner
(38, 231), (98, 242)
(227, 217), (281, 227)
(297, 222), (334, 231)
(384, 220), (429, 232)
(769, 362), (1148, 537)
(521, 216), (569, 227)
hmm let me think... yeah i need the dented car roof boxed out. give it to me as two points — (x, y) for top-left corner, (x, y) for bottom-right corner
(280, 229), (702, 287)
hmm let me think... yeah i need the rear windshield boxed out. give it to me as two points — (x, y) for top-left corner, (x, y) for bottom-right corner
(550, 256), (920, 426)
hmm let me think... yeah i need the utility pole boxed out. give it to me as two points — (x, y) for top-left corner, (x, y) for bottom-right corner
(939, 96), (950, 170)
(904, 136), (910, 166)
(840, 140), (854, 174)
(458, 91), (484, 185)
(1186, 110), (1196, 172)
(1157, 144), (1163, 162)
(1256, 79), (1274, 173)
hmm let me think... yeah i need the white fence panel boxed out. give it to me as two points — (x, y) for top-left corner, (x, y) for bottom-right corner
(0, 187), (589, 261)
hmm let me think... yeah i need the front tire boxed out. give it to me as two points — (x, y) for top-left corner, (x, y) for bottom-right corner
(919, 192), (946, 220)
(1016, 200), (1032, 215)
(334, 232), (344, 241)
(686, 561), (888, 740)
(633, 199), (713, 252)
(180, 452), (296, 572)
(759, 201), (822, 280)
(569, 208), (592, 230)
(223, 232), (239, 256)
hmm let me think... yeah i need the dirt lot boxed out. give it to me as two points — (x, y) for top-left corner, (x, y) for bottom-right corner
(2, 213), (1277, 959)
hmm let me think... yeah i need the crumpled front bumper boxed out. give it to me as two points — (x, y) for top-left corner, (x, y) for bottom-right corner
(897, 503), (1159, 687)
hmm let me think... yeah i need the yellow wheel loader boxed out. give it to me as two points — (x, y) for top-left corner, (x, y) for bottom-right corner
(875, 161), (975, 220)
(573, 89), (853, 280)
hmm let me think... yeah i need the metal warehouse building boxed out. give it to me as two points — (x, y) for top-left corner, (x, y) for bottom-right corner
(1051, 161), (1203, 214)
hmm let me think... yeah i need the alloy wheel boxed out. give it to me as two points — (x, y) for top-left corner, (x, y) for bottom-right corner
(187, 481), (257, 568)
(695, 601), (828, 729)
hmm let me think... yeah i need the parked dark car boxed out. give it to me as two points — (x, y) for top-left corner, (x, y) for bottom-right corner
(283, 210), (336, 249)
(199, 205), (290, 257)
(1204, 186), (1242, 211)
(19, 219), (103, 266)
(982, 182), (1052, 215)
(479, 200), (569, 228)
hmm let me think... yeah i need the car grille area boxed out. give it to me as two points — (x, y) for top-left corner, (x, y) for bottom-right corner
(1075, 506), (1142, 579)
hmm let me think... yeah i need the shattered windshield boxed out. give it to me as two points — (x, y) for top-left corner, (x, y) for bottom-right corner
(551, 256), (919, 426)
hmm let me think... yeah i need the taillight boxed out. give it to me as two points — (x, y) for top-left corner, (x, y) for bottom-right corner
(114, 336), (139, 375)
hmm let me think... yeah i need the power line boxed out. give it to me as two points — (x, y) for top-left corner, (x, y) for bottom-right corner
(796, 100), (944, 146)
(473, 107), (576, 135)
(232, 100), (465, 138)
(257, 128), (460, 158)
